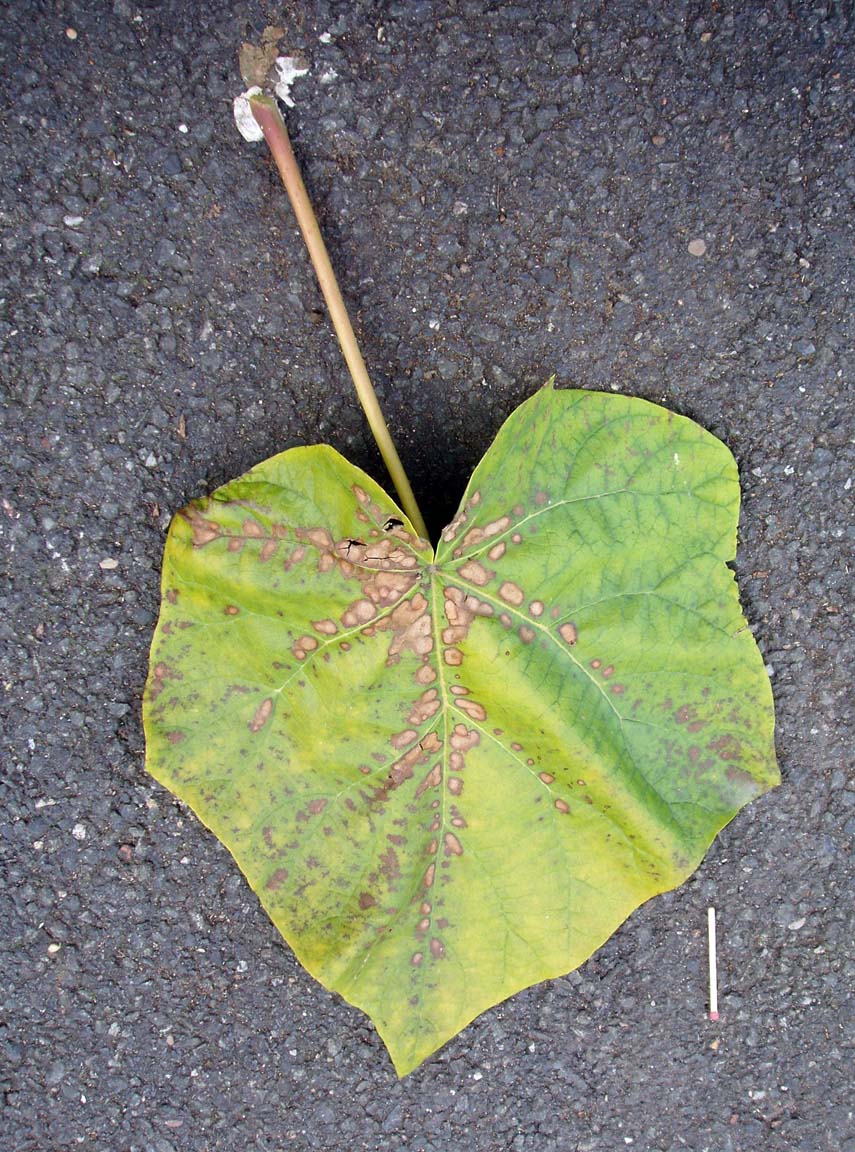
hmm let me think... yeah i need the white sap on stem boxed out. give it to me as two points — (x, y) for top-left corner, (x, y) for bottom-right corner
(233, 57), (309, 141)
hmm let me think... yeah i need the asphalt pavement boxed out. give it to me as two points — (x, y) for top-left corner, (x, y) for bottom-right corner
(1, 2), (853, 1149)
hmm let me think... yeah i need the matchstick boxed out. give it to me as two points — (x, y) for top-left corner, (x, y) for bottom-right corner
(708, 906), (719, 1022)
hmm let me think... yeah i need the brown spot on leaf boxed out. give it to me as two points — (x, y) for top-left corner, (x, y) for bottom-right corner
(227, 537), (244, 553)
(312, 618), (338, 635)
(450, 724), (480, 752)
(259, 539), (278, 562)
(444, 832), (464, 857)
(265, 868), (289, 891)
(519, 625), (535, 644)
(416, 763), (442, 797)
(448, 777), (463, 795)
(710, 734), (743, 762)
(602, 665), (615, 679)
(182, 506), (220, 547)
(166, 589), (179, 605)
(358, 892), (377, 910)
(444, 648), (463, 666)
(539, 771), (555, 784)
(499, 613), (512, 629)
(590, 659), (602, 669)
(512, 532), (523, 544)
(411, 951), (424, 967)
(459, 526), (486, 551)
(430, 938), (445, 959)
(534, 491), (549, 506)
(554, 798), (570, 814)
(610, 683), (626, 695)
(304, 527), (333, 550)
(408, 689), (440, 725)
(488, 542), (506, 562)
(422, 864), (436, 888)
(457, 698), (486, 722)
(559, 622), (578, 645)
(379, 846), (401, 882)
(166, 730), (184, 745)
(498, 581), (525, 606)
(483, 515), (512, 537)
(415, 664), (437, 685)
(391, 729), (418, 750)
(421, 732), (442, 755)
(284, 545), (306, 571)
(249, 698), (273, 732)
(458, 560), (494, 586)
(341, 599), (377, 628)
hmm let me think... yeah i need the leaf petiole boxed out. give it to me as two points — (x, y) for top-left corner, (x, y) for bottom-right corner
(248, 93), (429, 542)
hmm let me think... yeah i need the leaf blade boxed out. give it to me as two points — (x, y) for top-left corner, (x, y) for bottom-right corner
(144, 389), (777, 1076)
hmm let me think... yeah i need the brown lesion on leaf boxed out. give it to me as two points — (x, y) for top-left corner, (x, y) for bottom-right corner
(148, 662), (180, 701)
(498, 581), (525, 606)
(415, 763), (442, 797)
(379, 845), (401, 883)
(408, 689), (441, 725)
(248, 697), (274, 732)
(283, 545), (306, 571)
(456, 699), (487, 722)
(391, 728), (418, 750)
(181, 505), (221, 548)
(709, 733), (743, 762)
(265, 867), (289, 891)
(443, 832), (464, 856)
(381, 593), (432, 667)
(559, 622), (578, 646)
(312, 618), (338, 636)
(450, 724), (480, 753)
(430, 937), (445, 959)
(341, 599), (377, 628)
(292, 634), (319, 660)
(456, 560), (494, 586)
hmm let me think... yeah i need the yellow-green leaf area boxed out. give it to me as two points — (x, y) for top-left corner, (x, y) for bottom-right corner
(144, 385), (778, 1075)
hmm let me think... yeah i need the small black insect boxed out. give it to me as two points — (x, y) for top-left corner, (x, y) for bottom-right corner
(383, 517), (404, 532)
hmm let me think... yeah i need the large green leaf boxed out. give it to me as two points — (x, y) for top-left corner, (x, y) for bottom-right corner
(144, 385), (777, 1075)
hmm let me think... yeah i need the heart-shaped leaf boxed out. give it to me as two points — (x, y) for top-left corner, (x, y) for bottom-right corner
(144, 385), (777, 1074)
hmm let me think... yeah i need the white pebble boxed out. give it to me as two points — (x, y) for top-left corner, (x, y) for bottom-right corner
(99, 557), (119, 570)
(688, 238), (707, 257)
(72, 823), (87, 841)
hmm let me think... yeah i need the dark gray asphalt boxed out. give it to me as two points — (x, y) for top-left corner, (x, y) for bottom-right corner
(2, 2), (853, 1149)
